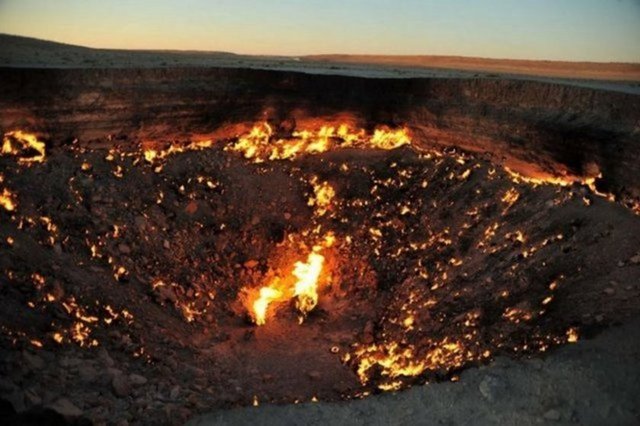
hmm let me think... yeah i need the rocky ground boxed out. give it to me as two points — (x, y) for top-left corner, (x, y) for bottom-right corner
(189, 316), (640, 426)
(1, 126), (639, 425)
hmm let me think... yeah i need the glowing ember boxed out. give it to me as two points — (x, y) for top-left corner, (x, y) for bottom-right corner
(308, 177), (335, 217)
(567, 327), (579, 343)
(0, 188), (16, 212)
(142, 138), (214, 164)
(2, 130), (46, 164)
(351, 338), (471, 389)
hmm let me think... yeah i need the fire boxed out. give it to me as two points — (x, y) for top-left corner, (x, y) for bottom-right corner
(369, 128), (411, 150)
(293, 251), (325, 317)
(141, 139), (214, 164)
(2, 130), (46, 164)
(0, 188), (16, 212)
(227, 123), (411, 162)
(308, 177), (335, 217)
(351, 338), (471, 388)
(248, 233), (334, 325)
(253, 287), (284, 326)
(504, 167), (617, 203)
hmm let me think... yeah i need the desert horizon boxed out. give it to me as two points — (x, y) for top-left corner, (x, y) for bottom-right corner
(2, 33), (640, 84)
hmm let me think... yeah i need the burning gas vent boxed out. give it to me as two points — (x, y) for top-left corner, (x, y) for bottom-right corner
(1, 122), (639, 422)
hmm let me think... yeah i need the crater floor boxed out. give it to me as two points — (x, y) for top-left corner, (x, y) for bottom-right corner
(1, 127), (639, 425)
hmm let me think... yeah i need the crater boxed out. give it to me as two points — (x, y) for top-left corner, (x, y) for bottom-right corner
(1, 67), (639, 424)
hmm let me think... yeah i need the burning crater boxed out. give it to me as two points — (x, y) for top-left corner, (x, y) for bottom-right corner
(1, 69), (640, 424)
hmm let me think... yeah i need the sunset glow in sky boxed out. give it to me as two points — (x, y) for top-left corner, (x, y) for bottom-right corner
(0, 0), (639, 61)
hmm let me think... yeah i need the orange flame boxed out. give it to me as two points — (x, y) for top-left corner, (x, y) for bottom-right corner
(308, 177), (335, 217)
(249, 234), (334, 325)
(0, 188), (16, 212)
(227, 123), (411, 163)
(2, 131), (46, 164)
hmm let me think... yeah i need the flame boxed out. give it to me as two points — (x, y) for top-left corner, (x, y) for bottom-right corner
(369, 128), (411, 150)
(2, 131), (46, 164)
(504, 167), (617, 203)
(227, 123), (411, 162)
(253, 287), (284, 326)
(0, 188), (16, 212)
(293, 251), (325, 317)
(308, 177), (335, 217)
(141, 139), (214, 164)
(566, 327), (579, 343)
(352, 338), (470, 388)
(248, 233), (334, 325)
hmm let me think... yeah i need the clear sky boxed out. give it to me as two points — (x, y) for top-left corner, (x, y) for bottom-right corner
(0, 0), (639, 62)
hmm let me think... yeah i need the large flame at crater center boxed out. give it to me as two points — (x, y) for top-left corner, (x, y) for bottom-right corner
(249, 234), (334, 325)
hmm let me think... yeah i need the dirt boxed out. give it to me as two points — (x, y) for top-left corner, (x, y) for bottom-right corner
(188, 316), (640, 426)
(1, 127), (639, 425)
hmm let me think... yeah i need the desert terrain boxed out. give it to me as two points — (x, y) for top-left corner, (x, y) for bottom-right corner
(0, 34), (639, 425)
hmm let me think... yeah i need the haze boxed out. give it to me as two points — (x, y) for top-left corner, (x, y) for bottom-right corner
(0, 0), (639, 62)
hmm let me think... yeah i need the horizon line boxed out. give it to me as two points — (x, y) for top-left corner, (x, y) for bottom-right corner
(3, 33), (639, 66)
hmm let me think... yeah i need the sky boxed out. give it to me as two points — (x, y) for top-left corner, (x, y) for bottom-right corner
(0, 0), (639, 62)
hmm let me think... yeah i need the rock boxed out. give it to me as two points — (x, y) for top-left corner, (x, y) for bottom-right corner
(362, 320), (375, 344)
(107, 367), (123, 377)
(78, 365), (98, 383)
(6, 390), (25, 412)
(134, 215), (147, 230)
(118, 243), (131, 254)
(0, 378), (16, 392)
(169, 385), (180, 400)
(112, 375), (131, 397)
(23, 389), (42, 406)
(479, 375), (506, 402)
(543, 409), (561, 421)
(243, 259), (259, 269)
(630, 254), (640, 264)
(98, 348), (114, 367)
(59, 356), (82, 368)
(23, 351), (45, 370)
(48, 398), (83, 417)
(165, 356), (178, 370)
(156, 285), (177, 304)
(308, 371), (321, 380)
(603, 287), (615, 295)
(185, 201), (198, 215)
(51, 280), (65, 300)
(528, 358), (544, 371)
(284, 212), (292, 220)
(129, 374), (148, 386)
(163, 240), (171, 249)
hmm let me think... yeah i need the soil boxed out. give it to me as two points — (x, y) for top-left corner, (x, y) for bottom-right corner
(1, 129), (639, 425)
(188, 316), (640, 426)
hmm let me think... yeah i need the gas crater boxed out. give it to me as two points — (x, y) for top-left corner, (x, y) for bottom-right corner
(1, 67), (640, 424)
